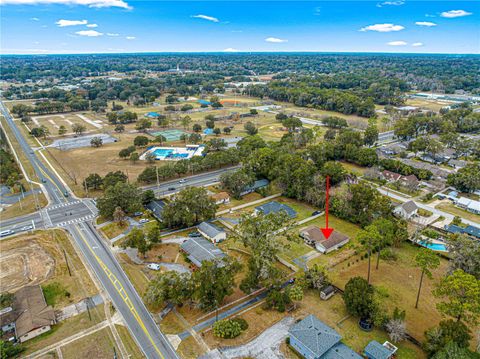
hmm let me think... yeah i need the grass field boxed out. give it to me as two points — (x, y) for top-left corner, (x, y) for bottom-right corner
(60, 327), (118, 359)
(331, 243), (450, 342)
(115, 324), (144, 358)
(435, 202), (480, 223)
(1, 189), (48, 220)
(29, 113), (103, 137)
(100, 221), (129, 240)
(295, 292), (425, 358)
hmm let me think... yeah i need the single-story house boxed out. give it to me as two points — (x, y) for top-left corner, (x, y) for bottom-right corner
(145, 199), (165, 221)
(288, 314), (361, 359)
(0, 285), (56, 343)
(448, 159), (468, 170)
(393, 201), (419, 220)
(364, 340), (397, 359)
(197, 221), (227, 243)
(211, 192), (230, 205)
(445, 224), (480, 239)
(381, 170), (401, 182)
(255, 201), (297, 218)
(180, 237), (226, 268)
(300, 225), (349, 254)
(455, 197), (480, 214)
(399, 174), (419, 189)
(320, 285), (335, 301)
(240, 179), (269, 196)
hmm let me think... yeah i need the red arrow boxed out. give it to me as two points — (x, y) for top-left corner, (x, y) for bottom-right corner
(321, 175), (334, 239)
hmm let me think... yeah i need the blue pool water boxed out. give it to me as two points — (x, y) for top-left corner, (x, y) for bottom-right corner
(419, 241), (448, 252)
(153, 148), (174, 158)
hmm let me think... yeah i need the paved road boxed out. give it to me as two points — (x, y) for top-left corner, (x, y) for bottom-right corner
(0, 102), (179, 359)
(377, 187), (480, 227)
(142, 166), (240, 197)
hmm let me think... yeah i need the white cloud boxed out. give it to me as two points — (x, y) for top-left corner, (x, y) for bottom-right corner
(265, 37), (288, 43)
(360, 23), (405, 32)
(415, 21), (436, 27)
(56, 19), (88, 27)
(75, 30), (103, 37)
(107, 33), (119, 36)
(377, 1), (404, 7)
(223, 48), (238, 52)
(125, 36), (135, 40)
(191, 14), (219, 23)
(30, 17), (39, 21)
(231, 30), (243, 33)
(387, 41), (407, 46)
(1, 0), (131, 8)
(86, 23), (98, 28)
(441, 10), (472, 18)
(412, 42), (424, 47)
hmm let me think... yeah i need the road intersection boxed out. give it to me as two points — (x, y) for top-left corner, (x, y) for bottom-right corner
(0, 101), (179, 359)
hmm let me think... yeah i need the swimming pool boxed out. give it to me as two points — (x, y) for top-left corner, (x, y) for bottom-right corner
(153, 148), (173, 158)
(419, 241), (448, 252)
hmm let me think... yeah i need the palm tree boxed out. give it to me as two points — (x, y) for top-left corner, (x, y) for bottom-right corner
(414, 248), (440, 309)
(357, 225), (382, 284)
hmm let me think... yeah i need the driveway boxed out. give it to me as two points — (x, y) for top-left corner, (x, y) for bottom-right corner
(200, 316), (295, 359)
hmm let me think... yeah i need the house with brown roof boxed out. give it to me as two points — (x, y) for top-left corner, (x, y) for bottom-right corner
(211, 192), (230, 205)
(381, 170), (401, 182)
(299, 225), (350, 254)
(0, 285), (56, 343)
(399, 174), (419, 190)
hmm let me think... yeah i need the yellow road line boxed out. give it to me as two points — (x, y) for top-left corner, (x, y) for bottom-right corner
(37, 165), (67, 204)
(75, 224), (166, 359)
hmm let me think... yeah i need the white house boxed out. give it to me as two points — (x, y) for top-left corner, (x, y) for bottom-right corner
(393, 201), (419, 220)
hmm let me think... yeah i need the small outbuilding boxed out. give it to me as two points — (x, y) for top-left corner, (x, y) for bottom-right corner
(320, 285), (335, 300)
(364, 340), (397, 359)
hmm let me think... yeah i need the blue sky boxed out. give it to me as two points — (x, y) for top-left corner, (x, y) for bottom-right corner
(1, 1), (479, 54)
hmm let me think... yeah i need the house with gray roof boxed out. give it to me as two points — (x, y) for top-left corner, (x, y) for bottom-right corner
(364, 340), (397, 359)
(180, 237), (226, 268)
(288, 314), (361, 359)
(393, 201), (418, 220)
(240, 179), (269, 196)
(145, 199), (165, 221)
(255, 201), (297, 218)
(198, 221), (227, 243)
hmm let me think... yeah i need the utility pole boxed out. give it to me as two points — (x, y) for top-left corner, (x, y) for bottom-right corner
(155, 166), (160, 194)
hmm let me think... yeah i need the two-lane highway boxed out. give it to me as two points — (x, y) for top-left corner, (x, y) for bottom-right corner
(0, 101), (179, 359)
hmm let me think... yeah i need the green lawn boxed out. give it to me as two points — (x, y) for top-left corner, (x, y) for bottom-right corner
(435, 202), (480, 223)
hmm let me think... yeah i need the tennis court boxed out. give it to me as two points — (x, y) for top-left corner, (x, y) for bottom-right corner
(150, 129), (186, 141)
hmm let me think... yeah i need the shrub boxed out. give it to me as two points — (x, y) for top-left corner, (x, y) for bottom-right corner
(379, 248), (398, 261)
(213, 319), (243, 339)
(231, 318), (249, 331)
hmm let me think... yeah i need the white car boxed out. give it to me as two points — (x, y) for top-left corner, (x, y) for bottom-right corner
(147, 263), (161, 271)
(178, 179), (187, 184)
(139, 218), (149, 224)
(0, 229), (14, 237)
(21, 225), (33, 231)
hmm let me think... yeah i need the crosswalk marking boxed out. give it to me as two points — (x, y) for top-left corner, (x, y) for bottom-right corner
(56, 214), (96, 227)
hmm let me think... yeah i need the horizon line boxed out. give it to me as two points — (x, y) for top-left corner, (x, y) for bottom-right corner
(1, 50), (479, 56)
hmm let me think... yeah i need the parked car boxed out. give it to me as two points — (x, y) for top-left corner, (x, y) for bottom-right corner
(133, 211), (143, 217)
(0, 230), (14, 237)
(147, 263), (161, 271)
(139, 218), (149, 224)
(312, 210), (322, 216)
(188, 231), (202, 238)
